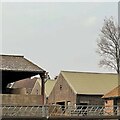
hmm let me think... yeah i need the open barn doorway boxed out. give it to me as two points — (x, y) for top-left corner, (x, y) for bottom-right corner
(56, 101), (65, 111)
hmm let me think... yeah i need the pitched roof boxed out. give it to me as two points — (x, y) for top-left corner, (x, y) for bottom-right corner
(45, 79), (56, 97)
(12, 78), (37, 88)
(0, 55), (44, 72)
(12, 77), (38, 94)
(12, 78), (56, 96)
(102, 85), (120, 98)
(61, 71), (118, 95)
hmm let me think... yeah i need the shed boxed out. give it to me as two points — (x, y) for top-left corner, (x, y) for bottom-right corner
(0, 55), (46, 104)
(102, 85), (120, 106)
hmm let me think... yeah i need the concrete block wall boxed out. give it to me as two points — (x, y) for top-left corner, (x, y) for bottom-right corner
(1, 94), (43, 105)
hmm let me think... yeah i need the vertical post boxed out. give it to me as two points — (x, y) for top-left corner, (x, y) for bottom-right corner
(42, 105), (45, 117)
(118, 1), (120, 94)
(42, 105), (49, 118)
(42, 78), (44, 105)
(117, 7), (120, 120)
(40, 73), (45, 105)
(0, 70), (2, 118)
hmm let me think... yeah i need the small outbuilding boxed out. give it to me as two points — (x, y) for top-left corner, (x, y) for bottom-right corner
(102, 85), (120, 115)
(102, 85), (120, 106)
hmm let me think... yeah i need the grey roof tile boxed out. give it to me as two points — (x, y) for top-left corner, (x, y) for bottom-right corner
(0, 55), (45, 72)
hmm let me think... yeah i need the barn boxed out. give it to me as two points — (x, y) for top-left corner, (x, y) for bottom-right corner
(48, 71), (118, 107)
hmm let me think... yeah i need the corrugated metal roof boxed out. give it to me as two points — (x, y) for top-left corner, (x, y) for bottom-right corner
(0, 55), (44, 72)
(45, 79), (56, 97)
(102, 85), (120, 98)
(61, 71), (118, 95)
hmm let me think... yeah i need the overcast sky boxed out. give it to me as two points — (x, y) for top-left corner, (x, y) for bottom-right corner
(1, 1), (118, 78)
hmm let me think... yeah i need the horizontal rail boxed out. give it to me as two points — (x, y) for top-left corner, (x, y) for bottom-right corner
(1, 105), (120, 118)
(2, 116), (120, 120)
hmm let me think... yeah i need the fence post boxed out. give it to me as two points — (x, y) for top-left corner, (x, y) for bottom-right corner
(42, 106), (46, 117)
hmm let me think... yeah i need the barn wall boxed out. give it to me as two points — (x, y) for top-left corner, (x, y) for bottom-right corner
(76, 94), (104, 105)
(48, 73), (76, 106)
(2, 94), (43, 105)
(31, 80), (41, 95)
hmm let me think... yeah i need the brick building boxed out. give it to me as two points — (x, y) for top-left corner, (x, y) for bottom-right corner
(11, 78), (57, 104)
(48, 71), (118, 107)
(102, 85), (120, 115)
(102, 85), (120, 106)
(11, 77), (42, 95)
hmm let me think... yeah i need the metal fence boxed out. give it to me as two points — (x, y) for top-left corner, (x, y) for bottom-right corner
(1, 105), (120, 118)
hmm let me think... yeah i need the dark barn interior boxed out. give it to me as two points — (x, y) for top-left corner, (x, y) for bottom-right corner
(1, 70), (45, 94)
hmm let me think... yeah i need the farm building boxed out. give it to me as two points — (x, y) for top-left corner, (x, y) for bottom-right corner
(10, 78), (56, 104)
(48, 71), (118, 107)
(102, 85), (120, 115)
(10, 77), (42, 95)
(0, 54), (46, 105)
(102, 85), (120, 106)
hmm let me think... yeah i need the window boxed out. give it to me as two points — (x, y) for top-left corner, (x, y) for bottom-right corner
(36, 89), (38, 95)
(105, 100), (108, 104)
(60, 85), (62, 90)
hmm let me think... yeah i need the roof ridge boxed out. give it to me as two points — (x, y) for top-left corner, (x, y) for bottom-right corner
(0, 54), (24, 57)
(61, 70), (117, 75)
(23, 57), (45, 71)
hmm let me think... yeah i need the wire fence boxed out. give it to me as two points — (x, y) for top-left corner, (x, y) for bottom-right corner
(1, 104), (120, 118)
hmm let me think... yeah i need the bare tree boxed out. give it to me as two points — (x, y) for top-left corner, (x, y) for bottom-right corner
(97, 17), (120, 74)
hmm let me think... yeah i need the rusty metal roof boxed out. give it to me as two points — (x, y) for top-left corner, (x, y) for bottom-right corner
(0, 55), (45, 72)
(102, 85), (120, 98)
